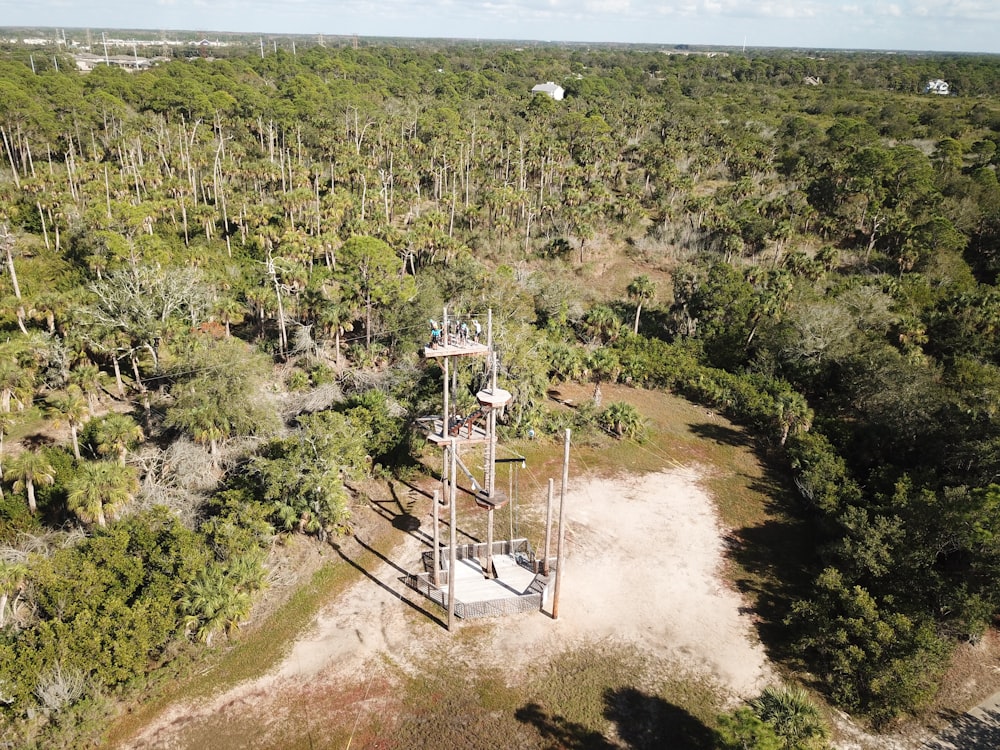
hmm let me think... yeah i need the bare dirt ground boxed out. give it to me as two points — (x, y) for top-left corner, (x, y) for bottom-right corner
(122, 465), (776, 749)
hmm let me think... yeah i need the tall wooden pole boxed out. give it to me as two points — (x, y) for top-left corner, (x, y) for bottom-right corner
(448, 439), (458, 631)
(442, 363), (450, 442)
(483, 308), (496, 579)
(509, 464), (515, 542)
(441, 306), (450, 440)
(543, 478), (554, 576)
(552, 429), (570, 620)
(432, 489), (440, 587)
(485, 507), (494, 579)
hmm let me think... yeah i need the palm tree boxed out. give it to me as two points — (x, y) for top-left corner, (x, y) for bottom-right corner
(46, 386), (89, 460)
(186, 404), (228, 463)
(582, 305), (622, 345)
(0, 347), (35, 414)
(8, 450), (56, 513)
(214, 295), (245, 338)
(600, 401), (647, 440)
(0, 412), (15, 497)
(750, 685), (828, 749)
(774, 391), (813, 446)
(0, 560), (27, 628)
(66, 460), (139, 527)
(181, 566), (253, 647)
(626, 275), (656, 335)
(68, 361), (107, 416)
(93, 413), (144, 464)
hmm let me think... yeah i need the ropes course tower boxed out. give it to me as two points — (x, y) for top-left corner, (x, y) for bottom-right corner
(408, 308), (569, 630)
(422, 307), (511, 580)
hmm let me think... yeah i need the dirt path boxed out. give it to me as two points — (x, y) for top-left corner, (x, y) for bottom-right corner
(122, 466), (775, 748)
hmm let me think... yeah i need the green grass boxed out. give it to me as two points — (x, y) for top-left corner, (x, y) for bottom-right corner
(382, 642), (726, 749)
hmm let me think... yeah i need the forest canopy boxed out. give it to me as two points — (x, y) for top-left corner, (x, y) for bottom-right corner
(1, 38), (1000, 745)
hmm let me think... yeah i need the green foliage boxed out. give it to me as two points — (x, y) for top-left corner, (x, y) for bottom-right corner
(200, 489), (275, 562)
(785, 432), (863, 515)
(336, 235), (417, 349)
(65, 460), (139, 527)
(599, 401), (647, 441)
(749, 685), (828, 750)
(787, 567), (949, 723)
(0, 509), (207, 723)
(164, 337), (279, 455)
(717, 707), (783, 750)
(250, 409), (363, 538)
(181, 552), (266, 646)
(339, 389), (406, 461)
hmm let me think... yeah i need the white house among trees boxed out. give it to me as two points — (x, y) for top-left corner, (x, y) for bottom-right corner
(924, 79), (950, 95)
(531, 81), (565, 100)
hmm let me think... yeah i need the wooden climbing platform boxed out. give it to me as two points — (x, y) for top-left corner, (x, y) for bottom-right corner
(474, 488), (509, 510)
(422, 341), (490, 359)
(418, 417), (490, 445)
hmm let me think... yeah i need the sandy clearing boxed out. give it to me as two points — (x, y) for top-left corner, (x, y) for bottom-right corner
(122, 465), (774, 748)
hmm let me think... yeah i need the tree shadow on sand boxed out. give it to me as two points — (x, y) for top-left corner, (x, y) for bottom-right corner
(925, 707), (1000, 750)
(516, 687), (719, 750)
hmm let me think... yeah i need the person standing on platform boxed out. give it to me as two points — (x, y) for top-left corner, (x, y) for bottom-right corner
(430, 319), (442, 347)
(472, 319), (482, 343)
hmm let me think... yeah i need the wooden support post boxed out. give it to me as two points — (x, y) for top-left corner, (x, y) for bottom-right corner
(448, 439), (458, 631)
(552, 429), (570, 620)
(543, 478), (554, 576)
(485, 508), (494, 578)
(483, 307), (497, 579)
(508, 463), (514, 542)
(442, 353), (450, 441)
(432, 489), (440, 587)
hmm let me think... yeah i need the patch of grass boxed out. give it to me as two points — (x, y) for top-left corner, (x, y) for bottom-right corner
(376, 641), (726, 750)
(5, 405), (44, 443)
(525, 643), (724, 743)
(388, 654), (536, 750)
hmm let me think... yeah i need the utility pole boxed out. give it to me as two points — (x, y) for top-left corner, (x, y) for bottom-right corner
(432, 489), (440, 587)
(448, 440), (458, 631)
(552, 429), (570, 619)
(543, 478), (554, 576)
(484, 308), (496, 579)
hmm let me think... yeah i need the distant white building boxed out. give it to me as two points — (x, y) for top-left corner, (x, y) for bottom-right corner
(924, 79), (950, 95)
(74, 52), (152, 72)
(531, 81), (565, 100)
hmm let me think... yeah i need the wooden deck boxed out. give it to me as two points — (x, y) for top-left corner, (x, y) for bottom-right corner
(420, 417), (490, 445)
(440, 555), (539, 603)
(422, 341), (490, 359)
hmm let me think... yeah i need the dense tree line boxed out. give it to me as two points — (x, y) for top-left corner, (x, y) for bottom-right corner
(0, 39), (999, 744)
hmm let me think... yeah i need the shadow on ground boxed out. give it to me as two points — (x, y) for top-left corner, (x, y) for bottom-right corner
(687, 421), (753, 448)
(925, 707), (1000, 749)
(723, 448), (822, 667)
(516, 687), (719, 750)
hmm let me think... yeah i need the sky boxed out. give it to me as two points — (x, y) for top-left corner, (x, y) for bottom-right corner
(2, 0), (999, 54)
